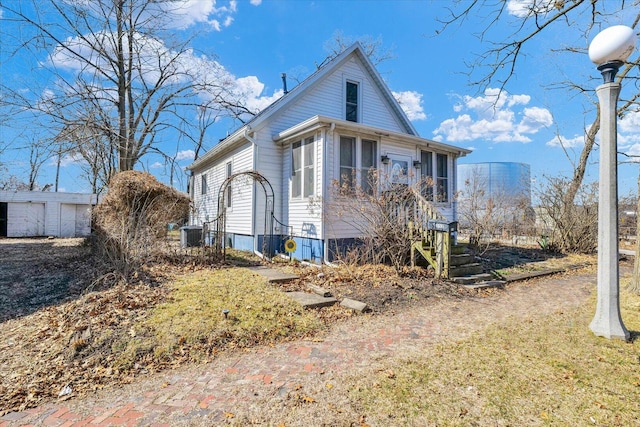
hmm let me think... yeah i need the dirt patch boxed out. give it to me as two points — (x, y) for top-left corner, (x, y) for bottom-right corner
(0, 238), (94, 321)
(277, 263), (476, 314)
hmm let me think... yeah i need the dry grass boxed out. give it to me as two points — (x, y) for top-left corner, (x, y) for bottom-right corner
(135, 268), (323, 364)
(0, 264), (323, 413)
(350, 281), (640, 426)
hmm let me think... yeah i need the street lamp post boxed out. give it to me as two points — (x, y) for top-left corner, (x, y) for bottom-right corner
(588, 25), (636, 341)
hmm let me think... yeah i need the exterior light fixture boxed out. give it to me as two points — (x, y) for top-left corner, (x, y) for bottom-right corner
(381, 155), (390, 164)
(588, 25), (636, 341)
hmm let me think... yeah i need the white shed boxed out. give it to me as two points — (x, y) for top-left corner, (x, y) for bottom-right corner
(0, 191), (97, 238)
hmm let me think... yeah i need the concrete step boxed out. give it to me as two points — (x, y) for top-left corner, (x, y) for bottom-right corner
(451, 273), (494, 285)
(248, 266), (299, 284)
(286, 291), (338, 309)
(449, 262), (484, 277)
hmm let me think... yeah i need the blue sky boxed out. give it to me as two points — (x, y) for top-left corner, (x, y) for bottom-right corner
(1, 0), (639, 196)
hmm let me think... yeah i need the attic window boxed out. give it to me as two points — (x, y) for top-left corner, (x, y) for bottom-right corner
(346, 81), (358, 122)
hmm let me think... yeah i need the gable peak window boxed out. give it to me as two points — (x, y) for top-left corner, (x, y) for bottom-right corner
(346, 81), (359, 122)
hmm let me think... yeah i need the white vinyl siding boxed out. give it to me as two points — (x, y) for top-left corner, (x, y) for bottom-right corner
(192, 142), (253, 235)
(268, 57), (404, 135)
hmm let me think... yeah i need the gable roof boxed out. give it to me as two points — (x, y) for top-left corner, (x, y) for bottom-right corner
(189, 42), (418, 171)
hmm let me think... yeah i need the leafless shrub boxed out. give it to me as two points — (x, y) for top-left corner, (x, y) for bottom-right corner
(327, 170), (424, 274)
(535, 176), (598, 254)
(92, 171), (190, 280)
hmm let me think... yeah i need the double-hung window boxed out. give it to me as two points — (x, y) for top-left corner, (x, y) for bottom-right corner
(420, 151), (433, 200)
(420, 150), (449, 202)
(420, 151), (449, 203)
(226, 162), (232, 208)
(436, 153), (448, 202)
(291, 136), (315, 198)
(340, 136), (378, 194)
(339, 136), (356, 189)
(360, 139), (377, 194)
(201, 174), (207, 195)
(346, 81), (359, 122)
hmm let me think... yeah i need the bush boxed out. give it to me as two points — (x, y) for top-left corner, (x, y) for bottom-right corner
(92, 171), (190, 279)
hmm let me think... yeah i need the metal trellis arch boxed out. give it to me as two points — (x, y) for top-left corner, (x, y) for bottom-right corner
(214, 171), (276, 261)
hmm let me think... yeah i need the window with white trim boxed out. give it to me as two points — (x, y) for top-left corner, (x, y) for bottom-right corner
(291, 136), (315, 198)
(436, 153), (449, 202)
(420, 150), (449, 202)
(201, 174), (207, 195)
(340, 136), (378, 194)
(360, 139), (377, 195)
(226, 162), (232, 207)
(345, 81), (359, 122)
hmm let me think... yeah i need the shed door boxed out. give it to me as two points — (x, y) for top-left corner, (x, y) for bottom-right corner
(8, 202), (45, 236)
(60, 204), (77, 237)
(75, 205), (91, 236)
(0, 203), (7, 237)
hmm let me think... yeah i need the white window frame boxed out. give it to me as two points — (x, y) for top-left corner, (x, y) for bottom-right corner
(343, 76), (362, 123)
(291, 135), (315, 199)
(225, 161), (232, 208)
(338, 134), (379, 194)
(201, 173), (207, 195)
(420, 149), (450, 203)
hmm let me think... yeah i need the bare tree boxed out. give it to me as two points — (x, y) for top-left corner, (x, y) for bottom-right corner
(0, 0), (243, 179)
(316, 30), (396, 70)
(438, 2), (640, 269)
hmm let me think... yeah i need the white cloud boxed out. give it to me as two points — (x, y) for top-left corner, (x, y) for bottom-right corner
(231, 76), (284, 113)
(51, 152), (85, 167)
(620, 111), (640, 134)
(392, 90), (427, 121)
(545, 135), (584, 148)
(150, 161), (164, 169)
(507, 0), (556, 18)
(622, 144), (640, 159)
(250, 0), (262, 5)
(154, 0), (254, 31)
(433, 88), (552, 143)
(176, 149), (195, 161)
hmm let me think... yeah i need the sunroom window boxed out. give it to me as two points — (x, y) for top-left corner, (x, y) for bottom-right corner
(292, 136), (315, 198)
(340, 136), (378, 194)
(420, 150), (449, 203)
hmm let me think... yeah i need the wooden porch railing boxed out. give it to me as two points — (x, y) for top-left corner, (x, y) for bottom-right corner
(407, 188), (453, 278)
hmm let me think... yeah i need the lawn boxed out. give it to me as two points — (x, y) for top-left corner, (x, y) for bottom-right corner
(348, 279), (640, 426)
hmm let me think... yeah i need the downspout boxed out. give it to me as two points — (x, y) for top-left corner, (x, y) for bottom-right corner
(244, 127), (260, 255)
(323, 122), (336, 263)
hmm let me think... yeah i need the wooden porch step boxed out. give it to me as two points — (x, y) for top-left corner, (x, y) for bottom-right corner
(450, 253), (474, 267)
(449, 263), (484, 277)
(451, 273), (494, 285)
